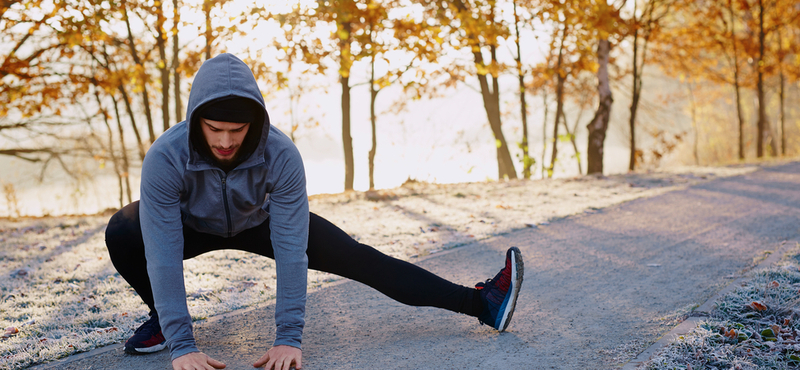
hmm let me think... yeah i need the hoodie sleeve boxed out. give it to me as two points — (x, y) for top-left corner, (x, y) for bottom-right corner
(266, 142), (309, 349)
(139, 148), (199, 361)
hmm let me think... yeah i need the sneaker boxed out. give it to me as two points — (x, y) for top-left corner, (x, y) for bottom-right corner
(124, 313), (166, 354)
(475, 247), (524, 331)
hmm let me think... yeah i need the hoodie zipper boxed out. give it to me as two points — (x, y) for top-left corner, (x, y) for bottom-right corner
(220, 174), (233, 237)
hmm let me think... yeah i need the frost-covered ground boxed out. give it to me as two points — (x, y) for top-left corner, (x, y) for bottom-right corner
(0, 165), (757, 369)
(644, 247), (800, 369)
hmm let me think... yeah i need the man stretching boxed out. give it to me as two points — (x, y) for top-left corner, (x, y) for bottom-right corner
(104, 53), (524, 370)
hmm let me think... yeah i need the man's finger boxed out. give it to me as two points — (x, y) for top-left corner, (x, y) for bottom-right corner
(295, 356), (302, 370)
(207, 356), (227, 369)
(253, 353), (270, 368)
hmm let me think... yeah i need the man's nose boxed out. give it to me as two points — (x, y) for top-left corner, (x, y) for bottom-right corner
(220, 132), (232, 148)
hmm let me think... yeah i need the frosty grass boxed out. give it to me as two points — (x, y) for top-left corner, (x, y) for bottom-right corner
(644, 248), (800, 370)
(0, 166), (755, 369)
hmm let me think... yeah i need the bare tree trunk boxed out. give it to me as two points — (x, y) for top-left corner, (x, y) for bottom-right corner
(779, 30), (786, 156)
(94, 90), (124, 208)
(341, 75), (354, 191)
(728, 0), (745, 160)
(156, 0), (170, 132)
(204, 0), (212, 60)
(560, 110), (582, 175)
(118, 85), (146, 161)
(173, 0), (182, 124)
(474, 47), (517, 180)
(339, 17), (354, 191)
(629, 17), (640, 170)
(122, 0), (156, 145)
(757, 0), (767, 157)
(368, 57), (378, 190)
(549, 73), (565, 177)
(111, 94), (133, 204)
(688, 81), (699, 164)
(513, 0), (531, 179)
(449, 0), (515, 179)
(549, 25), (568, 177)
(586, 39), (613, 175)
(541, 90), (548, 179)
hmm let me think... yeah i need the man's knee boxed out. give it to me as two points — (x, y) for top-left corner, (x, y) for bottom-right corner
(105, 201), (141, 250)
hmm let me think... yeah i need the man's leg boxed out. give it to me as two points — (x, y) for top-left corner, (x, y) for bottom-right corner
(304, 213), (484, 316)
(220, 212), (483, 316)
(105, 201), (234, 310)
(105, 201), (156, 311)
(105, 201), (235, 354)
(299, 213), (524, 331)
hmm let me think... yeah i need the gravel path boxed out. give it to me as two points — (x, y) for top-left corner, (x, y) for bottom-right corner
(27, 162), (800, 369)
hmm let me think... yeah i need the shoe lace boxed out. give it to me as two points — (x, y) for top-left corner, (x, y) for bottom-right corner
(477, 259), (512, 304)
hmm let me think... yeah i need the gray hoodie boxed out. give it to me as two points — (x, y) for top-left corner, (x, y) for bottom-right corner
(139, 53), (309, 361)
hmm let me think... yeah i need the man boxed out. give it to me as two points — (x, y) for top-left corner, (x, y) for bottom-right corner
(104, 53), (524, 370)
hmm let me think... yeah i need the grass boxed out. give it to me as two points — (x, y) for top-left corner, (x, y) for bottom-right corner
(645, 250), (800, 369)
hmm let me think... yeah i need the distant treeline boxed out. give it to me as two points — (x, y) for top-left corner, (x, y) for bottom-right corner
(0, 0), (798, 206)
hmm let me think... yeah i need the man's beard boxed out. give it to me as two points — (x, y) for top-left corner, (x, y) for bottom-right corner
(204, 142), (243, 172)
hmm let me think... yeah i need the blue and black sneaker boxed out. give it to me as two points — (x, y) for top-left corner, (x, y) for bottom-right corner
(475, 247), (524, 331)
(124, 312), (166, 355)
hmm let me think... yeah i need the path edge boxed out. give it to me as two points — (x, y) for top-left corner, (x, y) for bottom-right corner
(621, 240), (796, 370)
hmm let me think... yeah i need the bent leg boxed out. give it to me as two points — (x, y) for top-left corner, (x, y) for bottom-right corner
(305, 213), (480, 316)
(105, 201), (235, 312)
(105, 201), (157, 311)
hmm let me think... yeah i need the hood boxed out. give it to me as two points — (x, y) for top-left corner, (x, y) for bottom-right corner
(185, 53), (270, 171)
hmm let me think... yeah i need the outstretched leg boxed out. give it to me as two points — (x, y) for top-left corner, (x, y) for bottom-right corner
(304, 213), (483, 316)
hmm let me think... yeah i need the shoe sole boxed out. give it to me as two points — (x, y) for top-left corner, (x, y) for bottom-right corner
(497, 247), (524, 331)
(124, 342), (167, 355)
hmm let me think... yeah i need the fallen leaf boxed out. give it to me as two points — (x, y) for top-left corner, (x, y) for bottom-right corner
(725, 329), (737, 338)
(747, 301), (768, 311)
(2, 327), (19, 339)
(769, 281), (780, 288)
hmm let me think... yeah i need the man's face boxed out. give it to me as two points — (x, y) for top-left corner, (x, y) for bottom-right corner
(200, 118), (250, 165)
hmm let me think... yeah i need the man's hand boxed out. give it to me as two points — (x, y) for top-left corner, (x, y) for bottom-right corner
(253, 345), (302, 370)
(172, 351), (226, 370)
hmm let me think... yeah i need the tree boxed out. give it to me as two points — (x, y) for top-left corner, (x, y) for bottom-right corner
(654, 0), (800, 160)
(155, 0), (170, 132)
(263, 0), (387, 191)
(0, 0), (95, 169)
(627, 0), (675, 171)
(120, 0), (156, 145)
(415, 0), (517, 180)
(577, 0), (625, 175)
(512, 0), (534, 179)
(172, 0), (182, 124)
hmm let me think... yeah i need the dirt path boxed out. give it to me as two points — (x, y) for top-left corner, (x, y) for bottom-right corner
(36, 162), (800, 369)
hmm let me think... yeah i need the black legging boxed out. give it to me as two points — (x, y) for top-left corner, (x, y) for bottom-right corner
(104, 201), (480, 318)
